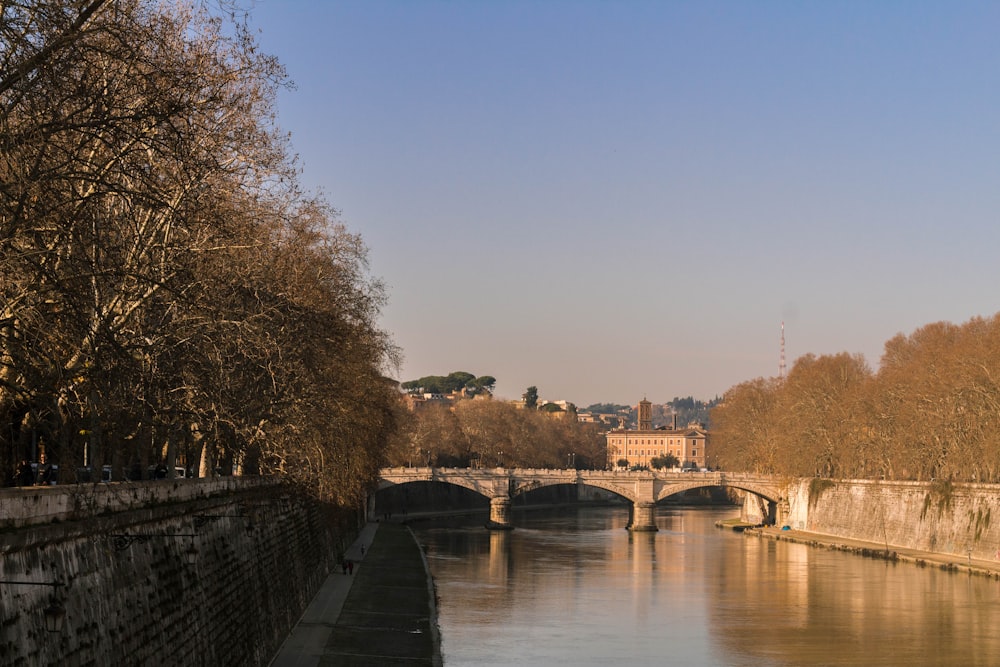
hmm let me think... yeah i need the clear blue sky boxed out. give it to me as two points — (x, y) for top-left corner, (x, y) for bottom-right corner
(249, 1), (1000, 407)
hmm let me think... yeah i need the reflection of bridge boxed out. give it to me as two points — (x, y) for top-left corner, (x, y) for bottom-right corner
(377, 467), (788, 531)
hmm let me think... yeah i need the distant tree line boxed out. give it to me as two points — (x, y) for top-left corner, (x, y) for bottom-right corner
(584, 397), (719, 429)
(401, 371), (496, 396)
(585, 403), (628, 415)
(0, 1), (398, 504)
(385, 398), (606, 470)
(711, 316), (1000, 483)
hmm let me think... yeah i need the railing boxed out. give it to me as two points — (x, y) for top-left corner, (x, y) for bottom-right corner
(382, 467), (732, 476)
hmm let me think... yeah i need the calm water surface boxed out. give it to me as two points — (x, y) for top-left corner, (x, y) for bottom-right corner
(412, 506), (1000, 666)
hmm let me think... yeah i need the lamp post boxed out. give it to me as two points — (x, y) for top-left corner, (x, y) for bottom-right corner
(0, 580), (66, 632)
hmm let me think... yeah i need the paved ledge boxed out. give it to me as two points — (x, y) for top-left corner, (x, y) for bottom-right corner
(747, 526), (1000, 578)
(0, 476), (282, 529)
(271, 521), (441, 667)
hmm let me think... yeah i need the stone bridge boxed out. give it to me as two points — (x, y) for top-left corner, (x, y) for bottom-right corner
(377, 467), (789, 531)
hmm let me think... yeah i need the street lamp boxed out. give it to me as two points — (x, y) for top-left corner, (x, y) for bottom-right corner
(184, 541), (200, 565)
(43, 600), (66, 633)
(108, 533), (200, 564)
(0, 580), (66, 632)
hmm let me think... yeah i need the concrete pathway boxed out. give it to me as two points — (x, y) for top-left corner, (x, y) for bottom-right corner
(751, 525), (1000, 577)
(319, 521), (440, 666)
(270, 522), (381, 667)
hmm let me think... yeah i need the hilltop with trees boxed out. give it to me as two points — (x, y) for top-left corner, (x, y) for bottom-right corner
(389, 378), (603, 468)
(401, 371), (496, 396)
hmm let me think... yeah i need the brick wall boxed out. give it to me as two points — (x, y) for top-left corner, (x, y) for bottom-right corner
(0, 479), (356, 666)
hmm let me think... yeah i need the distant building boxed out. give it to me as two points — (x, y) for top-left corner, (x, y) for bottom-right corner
(402, 388), (490, 412)
(606, 398), (708, 469)
(592, 412), (624, 427)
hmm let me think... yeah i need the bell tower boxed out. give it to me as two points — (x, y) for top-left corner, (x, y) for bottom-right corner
(638, 397), (652, 431)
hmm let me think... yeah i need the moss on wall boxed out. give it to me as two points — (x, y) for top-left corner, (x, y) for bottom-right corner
(808, 478), (836, 509)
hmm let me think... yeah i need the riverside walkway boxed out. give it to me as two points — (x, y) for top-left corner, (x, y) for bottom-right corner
(748, 525), (1000, 578)
(270, 521), (441, 666)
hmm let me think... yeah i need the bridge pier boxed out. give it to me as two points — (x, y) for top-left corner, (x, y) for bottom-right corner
(487, 496), (514, 530)
(628, 501), (658, 532)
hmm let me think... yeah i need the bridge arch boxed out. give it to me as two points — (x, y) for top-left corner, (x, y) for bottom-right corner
(654, 480), (781, 505)
(654, 481), (727, 503)
(377, 475), (491, 499)
(509, 478), (637, 504)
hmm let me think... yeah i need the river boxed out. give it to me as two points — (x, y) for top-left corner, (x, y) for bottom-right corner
(410, 505), (1000, 666)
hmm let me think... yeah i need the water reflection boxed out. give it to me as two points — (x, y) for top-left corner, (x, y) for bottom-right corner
(413, 506), (1000, 666)
(488, 530), (509, 583)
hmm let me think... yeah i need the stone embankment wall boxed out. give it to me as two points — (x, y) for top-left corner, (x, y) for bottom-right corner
(772, 478), (1000, 561)
(0, 478), (355, 666)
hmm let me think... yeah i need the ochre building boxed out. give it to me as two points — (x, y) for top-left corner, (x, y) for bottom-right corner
(606, 398), (708, 470)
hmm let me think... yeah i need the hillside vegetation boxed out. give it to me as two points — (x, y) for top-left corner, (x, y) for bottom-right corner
(386, 399), (606, 470)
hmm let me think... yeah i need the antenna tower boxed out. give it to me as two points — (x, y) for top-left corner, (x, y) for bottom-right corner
(779, 321), (786, 379)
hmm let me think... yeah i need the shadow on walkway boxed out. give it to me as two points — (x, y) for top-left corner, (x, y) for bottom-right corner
(271, 522), (440, 667)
